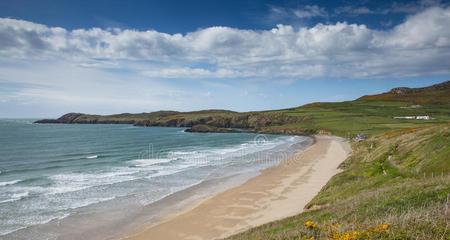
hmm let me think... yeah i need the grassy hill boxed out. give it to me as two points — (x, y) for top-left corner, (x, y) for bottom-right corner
(358, 80), (450, 104)
(224, 81), (450, 239)
(260, 80), (450, 136)
(36, 80), (450, 137)
(261, 99), (449, 136)
(226, 124), (450, 240)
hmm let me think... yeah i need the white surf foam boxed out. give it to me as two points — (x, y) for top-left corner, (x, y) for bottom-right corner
(0, 179), (21, 187)
(0, 191), (29, 204)
(48, 171), (137, 194)
(65, 196), (116, 210)
(166, 136), (297, 166)
(129, 158), (176, 167)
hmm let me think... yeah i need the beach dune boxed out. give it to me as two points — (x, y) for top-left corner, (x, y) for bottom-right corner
(123, 135), (351, 240)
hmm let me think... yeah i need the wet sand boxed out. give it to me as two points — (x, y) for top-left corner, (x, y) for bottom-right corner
(123, 135), (351, 240)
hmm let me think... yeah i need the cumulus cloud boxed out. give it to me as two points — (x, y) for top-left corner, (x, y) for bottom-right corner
(0, 6), (449, 81)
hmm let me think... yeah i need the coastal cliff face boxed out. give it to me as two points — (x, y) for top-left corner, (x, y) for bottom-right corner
(35, 111), (310, 134)
(35, 113), (84, 124)
(133, 112), (305, 129)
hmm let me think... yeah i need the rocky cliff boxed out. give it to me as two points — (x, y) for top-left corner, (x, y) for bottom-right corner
(35, 110), (309, 134)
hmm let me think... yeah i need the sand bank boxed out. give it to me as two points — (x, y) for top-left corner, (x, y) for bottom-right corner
(123, 135), (351, 240)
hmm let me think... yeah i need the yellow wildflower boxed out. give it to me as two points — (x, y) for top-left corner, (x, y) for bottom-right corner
(374, 223), (390, 233)
(304, 220), (317, 229)
(332, 230), (364, 240)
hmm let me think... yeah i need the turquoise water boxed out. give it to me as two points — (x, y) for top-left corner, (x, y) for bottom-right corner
(0, 119), (311, 238)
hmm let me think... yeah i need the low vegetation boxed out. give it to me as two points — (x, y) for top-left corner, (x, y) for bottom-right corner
(226, 125), (450, 240)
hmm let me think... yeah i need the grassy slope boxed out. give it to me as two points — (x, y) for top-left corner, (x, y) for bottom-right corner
(358, 82), (450, 104)
(226, 124), (450, 240)
(264, 100), (450, 137)
(226, 82), (450, 239)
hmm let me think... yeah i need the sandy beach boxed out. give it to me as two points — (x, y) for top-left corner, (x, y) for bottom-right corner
(123, 135), (351, 240)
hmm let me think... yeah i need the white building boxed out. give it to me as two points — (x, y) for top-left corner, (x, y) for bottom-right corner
(416, 116), (431, 120)
(394, 116), (415, 119)
(393, 115), (431, 120)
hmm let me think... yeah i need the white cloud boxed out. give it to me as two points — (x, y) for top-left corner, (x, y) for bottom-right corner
(1, 6), (449, 81)
(0, 5), (449, 102)
(384, 6), (450, 48)
(293, 5), (328, 19)
(1, 5), (448, 117)
(268, 5), (328, 21)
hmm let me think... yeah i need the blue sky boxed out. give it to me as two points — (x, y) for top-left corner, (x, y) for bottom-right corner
(0, 0), (443, 31)
(0, 0), (449, 117)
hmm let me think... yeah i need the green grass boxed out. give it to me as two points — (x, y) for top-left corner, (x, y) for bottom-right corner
(226, 125), (450, 240)
(262, 100), (450, 137)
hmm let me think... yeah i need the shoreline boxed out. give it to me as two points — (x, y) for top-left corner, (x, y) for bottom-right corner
(122, 135), (351, 240)
(1, 130), (310, 240)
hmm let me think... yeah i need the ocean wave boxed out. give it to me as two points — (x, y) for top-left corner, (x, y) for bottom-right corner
(47, 170), (138, 194)
(0, 211), (70, 236)
(128, 158), (177, 167)
(0, 225), (27, 237)
(65, 196), (116, 210)
(45, 157), (200, 196)
(0, 179), (21, 187)
(166, 136), (297, 164)
(3, 164), (71, 175)
(0, 191), (29, 204)
(145, 167), (189, 179)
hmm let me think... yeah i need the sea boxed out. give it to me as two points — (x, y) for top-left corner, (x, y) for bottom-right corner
(0, 119), (312, 239)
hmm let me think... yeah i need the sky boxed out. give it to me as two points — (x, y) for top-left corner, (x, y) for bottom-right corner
(0, 0), (449, 118)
